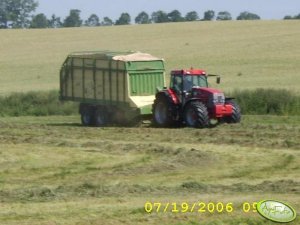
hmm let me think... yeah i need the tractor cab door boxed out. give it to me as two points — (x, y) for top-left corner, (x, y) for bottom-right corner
(170, 75), (184, 103)
(183, 75), (195, 93)
(170, 75), (183, 93)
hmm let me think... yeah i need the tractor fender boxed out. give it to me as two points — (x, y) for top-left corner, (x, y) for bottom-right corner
(153, 90), (180, 124)
(155, 89), (180, 105)
(167, 89), (180, 104)
(225, 97), (235, 101)
(182, 98), (203, 112)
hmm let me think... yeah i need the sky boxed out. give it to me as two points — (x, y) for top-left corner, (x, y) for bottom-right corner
(36, 0), (300, 21)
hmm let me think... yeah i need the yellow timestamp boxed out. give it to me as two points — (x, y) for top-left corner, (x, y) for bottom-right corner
(144, 202), (258, 214)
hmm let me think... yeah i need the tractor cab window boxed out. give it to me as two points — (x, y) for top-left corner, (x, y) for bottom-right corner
(171, 75), (183, 93)
(184, 75), (208, 91)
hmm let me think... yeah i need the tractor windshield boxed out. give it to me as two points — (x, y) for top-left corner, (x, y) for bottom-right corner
(184, 75), (208, 91)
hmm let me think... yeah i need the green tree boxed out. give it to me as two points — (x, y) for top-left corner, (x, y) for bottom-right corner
(151, 10), (169, 23)
(0, 0), (38, 28)
(216, 11), (232, 20)
(63, 9), (82, 27)
(295, 13), (300, 19)
(135, 11), (150, 24)
(115, 12), (131, 25)
(101, 16), (113, 26)
(237, 11), (260, 20)
(167, 10), (184, 22)
(48, 14), (62, 28)
(203, 10), (215, 21)
(0, 0), (9, 28)
(283, 13), (300, 20)
(283, 15), (293, 20)
(30, 13), (48, 28)
(185, 11), (199, 21)
(85, 14), (100, 26)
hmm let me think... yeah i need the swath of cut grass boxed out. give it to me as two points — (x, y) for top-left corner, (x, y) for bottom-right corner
(0, 115), (299, 224)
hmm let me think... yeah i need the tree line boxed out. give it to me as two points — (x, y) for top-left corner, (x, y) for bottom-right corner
(1, 0), (300, 29)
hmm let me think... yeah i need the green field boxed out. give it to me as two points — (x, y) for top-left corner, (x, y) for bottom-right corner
(0, 20), (300, 225)
(0, 20), (300, 95)
(0, 115), (299, 225)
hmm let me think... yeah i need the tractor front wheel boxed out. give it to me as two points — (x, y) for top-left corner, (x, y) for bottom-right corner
(224, 100), (241, 123)
(184, 101), (209, 128)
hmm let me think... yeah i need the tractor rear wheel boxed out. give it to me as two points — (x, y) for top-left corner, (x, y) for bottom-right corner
(224, 100), (241, 123)
(184, 101), (209, 128)
(153, 95), (177, 127)
(81, 106), (94, 126)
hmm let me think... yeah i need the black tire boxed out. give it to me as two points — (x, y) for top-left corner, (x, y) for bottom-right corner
(93, 108), (108, 127)
(152, 94), (177, 127)
(81, 106), (94, 126)
(184, 101), (209, 128)
(224, 100), (241, 123)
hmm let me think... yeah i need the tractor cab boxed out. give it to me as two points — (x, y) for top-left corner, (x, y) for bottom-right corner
(170, 69), (220, 105)
(170, 69), (208, 94)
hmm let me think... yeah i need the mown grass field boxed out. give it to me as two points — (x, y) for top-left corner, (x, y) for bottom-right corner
(0, 115), (299, 225)
(0, 20), (300, 95)
(0, 20), (300, 225)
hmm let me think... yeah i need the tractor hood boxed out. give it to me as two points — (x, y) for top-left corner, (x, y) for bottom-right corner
(191, 87), (225, 105)
(192, 87), (224, 96)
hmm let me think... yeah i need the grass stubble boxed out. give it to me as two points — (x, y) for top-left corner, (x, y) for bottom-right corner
(0, 115), (299, 225)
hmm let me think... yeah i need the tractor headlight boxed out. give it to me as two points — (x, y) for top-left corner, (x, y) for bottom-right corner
(212, 93), (225, 105)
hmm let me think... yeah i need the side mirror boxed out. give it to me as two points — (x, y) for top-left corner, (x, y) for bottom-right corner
(208, 74), (221, 84)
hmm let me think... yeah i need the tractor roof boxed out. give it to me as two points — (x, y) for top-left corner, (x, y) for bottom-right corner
(171, 69), (206, 76)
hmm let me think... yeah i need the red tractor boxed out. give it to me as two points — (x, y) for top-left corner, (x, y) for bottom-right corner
(152, 69), (241, 128)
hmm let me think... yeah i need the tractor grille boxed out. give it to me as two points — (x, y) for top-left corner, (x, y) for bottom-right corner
(212, 93), (225, 105)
